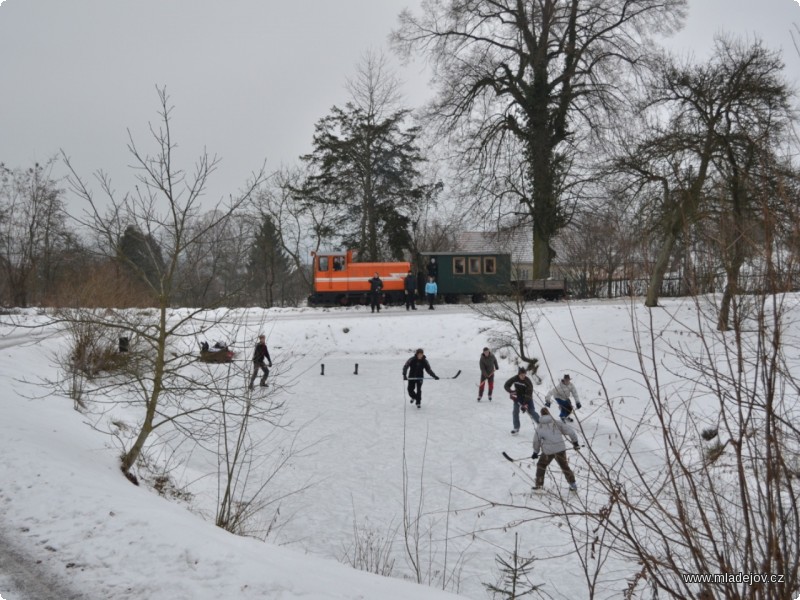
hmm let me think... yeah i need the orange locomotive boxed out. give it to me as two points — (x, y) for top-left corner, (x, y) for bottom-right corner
(308, 250), (410, 307)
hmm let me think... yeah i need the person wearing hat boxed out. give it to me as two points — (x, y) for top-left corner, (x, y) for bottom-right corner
(544, 374), (581, 422)
(503, 367), (539, 434)
(477, 347), (499, 402)
(249, 334), (273, 390)
(531, 406), (580, 491)
(402, 348), (439, 408)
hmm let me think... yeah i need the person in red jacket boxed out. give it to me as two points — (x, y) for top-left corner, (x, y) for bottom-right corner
(477, 347), (499, 402)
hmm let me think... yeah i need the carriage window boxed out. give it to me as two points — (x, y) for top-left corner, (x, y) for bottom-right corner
(318, 256), (329, 271)
(453, 257), (466, 275)
(484, 257), (496, 274)
(468, 257), (481, 274)
(333, 256), (344, 271)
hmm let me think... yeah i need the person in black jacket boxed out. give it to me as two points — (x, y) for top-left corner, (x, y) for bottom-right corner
(402, 348), (439, 408)
(427, 257), (438, 281)
(369, 272), (383, 313)
(404, 270), (417, 311)
(504, 367), (539, 434)
(249, 334), (273, 390)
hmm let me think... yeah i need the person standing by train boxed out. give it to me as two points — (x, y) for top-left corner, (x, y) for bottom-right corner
(427, 257), (438, 281)
(477, 347), (499, 402)
(404, 270), (417, 311)
(425, 276), (438, 310)
(403, 348), (439, 408)
(369, 272), (383, 313)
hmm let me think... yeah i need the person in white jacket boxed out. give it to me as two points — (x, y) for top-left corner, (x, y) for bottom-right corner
(544, 373), (581, 422)
(531, 407), (580, 491)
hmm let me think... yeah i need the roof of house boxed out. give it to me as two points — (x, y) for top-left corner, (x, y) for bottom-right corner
(455, 230), (534, 263)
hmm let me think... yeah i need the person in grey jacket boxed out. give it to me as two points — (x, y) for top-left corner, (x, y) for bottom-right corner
(531, 407), (580, 491)
(477, 347), (499, 402)
(544, 374), (581, 422)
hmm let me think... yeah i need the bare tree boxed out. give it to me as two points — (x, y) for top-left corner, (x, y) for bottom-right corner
(253, 166), (333, 295)
(496, 180), (800, 598)
(578, 286), (800, 596)
(612, 37), (794, 309)
(558, 197), (638, 299)
(0, 158), (71, 306)
(470, 290), (542, 376)
(198, 343), (314, 539)
(393, 0), (687, 278)
(60, 86), (267, 475)
(401, 429), (469, 592)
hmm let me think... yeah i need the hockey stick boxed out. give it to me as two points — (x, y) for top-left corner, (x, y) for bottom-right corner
(502, 452), (527, 462)
(502, 446), (584, 462)
(406, 369), (461, 381)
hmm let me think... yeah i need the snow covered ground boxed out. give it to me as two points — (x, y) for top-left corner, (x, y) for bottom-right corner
(0, 296), (788, 599)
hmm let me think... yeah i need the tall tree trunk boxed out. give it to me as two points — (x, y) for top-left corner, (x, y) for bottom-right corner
(645, 227), (680, 307)
(528, 128), (559, 279)
(646, 142), (713, 306)
(717, 224), (745, 332)
(120, 305), (167, 474)
(717, 268), (736, 333)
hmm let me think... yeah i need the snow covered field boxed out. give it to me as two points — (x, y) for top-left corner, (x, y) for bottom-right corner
(1, 296), (794, 599)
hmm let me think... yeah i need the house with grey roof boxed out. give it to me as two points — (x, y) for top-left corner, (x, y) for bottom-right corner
(454, 229), (567, 280)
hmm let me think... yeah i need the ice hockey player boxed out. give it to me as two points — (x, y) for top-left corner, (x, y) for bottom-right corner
(544, 374), (581, 422)
(503, 367), (539, 434)
(477, 347), (499, 402)
(403, 348), (439, 408)
(531, 407), (580, 491)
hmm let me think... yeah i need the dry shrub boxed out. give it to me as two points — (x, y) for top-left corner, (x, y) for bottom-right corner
(53, 261), (156, 308)
(340, 518), (397, 577)
(67, 319), (130, 379)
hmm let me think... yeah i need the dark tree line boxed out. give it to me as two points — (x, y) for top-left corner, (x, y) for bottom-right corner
(0, 166), (300, 309)
(0, 159), (85, 307)
(3, 23), (799, 319)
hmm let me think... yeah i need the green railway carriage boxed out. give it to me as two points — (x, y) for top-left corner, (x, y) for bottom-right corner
(420, 252), (513, 303)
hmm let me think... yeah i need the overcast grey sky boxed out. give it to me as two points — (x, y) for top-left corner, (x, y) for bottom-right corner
(1, 0), (799, 209)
